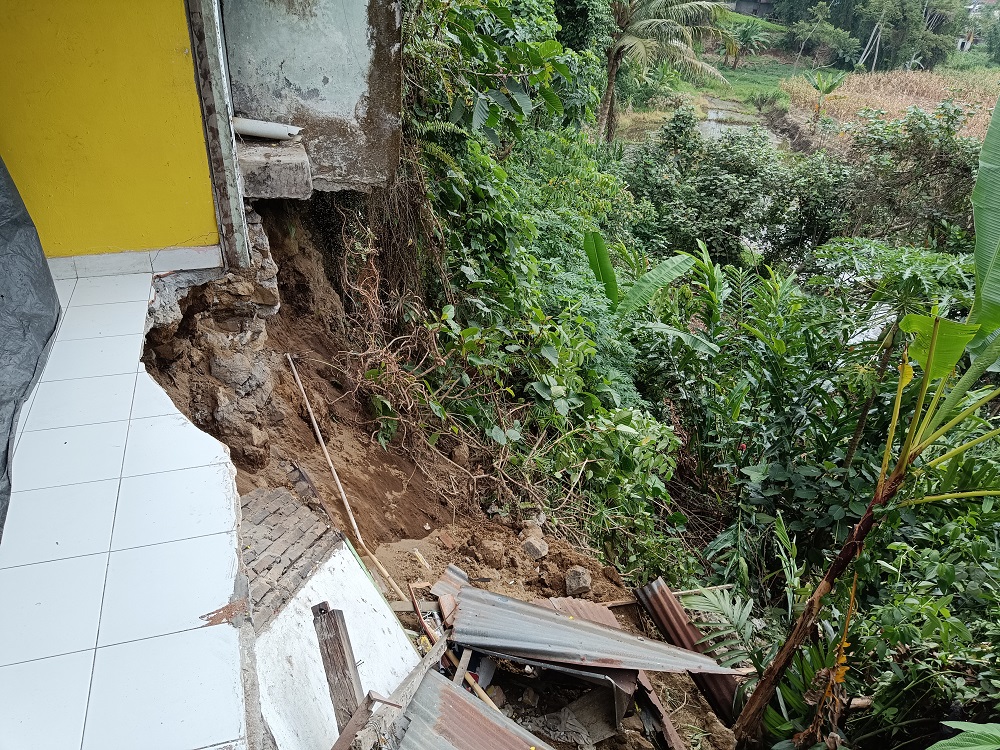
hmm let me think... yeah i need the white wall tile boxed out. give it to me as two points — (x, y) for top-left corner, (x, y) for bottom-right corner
(74, 251), (152, 277)
(151, 245), (223, 273)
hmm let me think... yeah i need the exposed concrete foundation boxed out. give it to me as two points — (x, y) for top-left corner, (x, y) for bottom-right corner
(238, 140), (313, 200)
(224, 0), (402, 191)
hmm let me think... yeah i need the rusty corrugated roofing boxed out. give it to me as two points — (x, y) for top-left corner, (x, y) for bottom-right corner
(534, 597), (621, 629)
(452, 586), (736, 674)
(397, 670), (555, 750)
(635, 577), (739, 725)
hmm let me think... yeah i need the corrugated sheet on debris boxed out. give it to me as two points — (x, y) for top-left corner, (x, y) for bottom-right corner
(430, 564), (469, 599)
(534, 597), (621, 629)
(397, 670), (556, 750)
(453, 586), (737, 674)
(636, 577), (739, 725)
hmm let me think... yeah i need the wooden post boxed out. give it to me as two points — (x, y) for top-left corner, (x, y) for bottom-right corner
(312, 601), (364, 731)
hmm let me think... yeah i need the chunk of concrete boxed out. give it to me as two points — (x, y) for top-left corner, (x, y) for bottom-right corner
(565, 565), (593, 596)
(522, 536), (548, 560)
(237, 139), (313, 199)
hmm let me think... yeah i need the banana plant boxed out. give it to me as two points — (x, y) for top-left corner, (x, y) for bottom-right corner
(583, 230), (695, 317)
(734, 100), (1000, 745)
(803, 68), (848, 122)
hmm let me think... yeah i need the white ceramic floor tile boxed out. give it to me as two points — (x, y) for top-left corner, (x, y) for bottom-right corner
(70, 272), (153, 306)
(112, 464), (237, 550)
(0, 480), (120, 568)
(98, 532), (237, 646)
(0, 553), (107, 666)
(123, 414), (229, 477)
(41, 334), (145, 381)
(54, 278), (77, 309)
(151, 245), (223, 273)
(11, 381), (38, 448)
(130, 371), (181, 419)
(74, 251), (152, 277)
(57, 301), (149, 341)
(47, 257), (77, 280)
(24, 374), (137, 431)
(0, 650), (94, 750)
(83, 626), (244, 750)
(12, 420), (129, 492)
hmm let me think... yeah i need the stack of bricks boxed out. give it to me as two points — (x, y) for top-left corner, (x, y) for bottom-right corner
(240, 487), (340, 631)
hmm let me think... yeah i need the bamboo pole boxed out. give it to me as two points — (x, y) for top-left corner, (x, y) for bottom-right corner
(286, 353), (407, 601)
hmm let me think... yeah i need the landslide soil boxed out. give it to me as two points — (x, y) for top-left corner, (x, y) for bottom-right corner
(145, 199), (735, 750)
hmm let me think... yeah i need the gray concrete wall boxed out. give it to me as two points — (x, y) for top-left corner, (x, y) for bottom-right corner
(223, 0), (402, 192)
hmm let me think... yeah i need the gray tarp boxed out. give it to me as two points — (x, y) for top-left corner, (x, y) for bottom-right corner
(0, 157), (59, 539)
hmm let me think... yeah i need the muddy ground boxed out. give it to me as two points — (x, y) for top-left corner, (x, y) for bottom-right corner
(144, 199), (736, 750)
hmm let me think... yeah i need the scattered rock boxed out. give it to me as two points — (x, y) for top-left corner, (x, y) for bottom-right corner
(603, 565), (625, 587)
(519, 521), (544, 540)
(486, 685), (506, 708)
(451, 442), (469, 468)
(565, 565), (592, 596)
(521, 536), (549, 560)
(521, 687), (540, 708)
(621, 715), (644, 732)
(480, 539), (505, 569)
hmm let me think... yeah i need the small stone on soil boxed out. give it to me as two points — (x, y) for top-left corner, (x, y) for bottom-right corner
(565, 565), (592, 596)
(521, 536), (548, 560)
(480, 540), (505, 569)
(521, 686), (539, 707)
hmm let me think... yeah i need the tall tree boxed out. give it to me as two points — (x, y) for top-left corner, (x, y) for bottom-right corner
(596, 0), (723, 140)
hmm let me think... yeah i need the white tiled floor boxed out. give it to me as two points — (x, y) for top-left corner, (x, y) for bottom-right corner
(0, 256), (244, 750)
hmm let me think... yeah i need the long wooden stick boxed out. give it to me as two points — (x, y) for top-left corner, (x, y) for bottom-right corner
(286, 353), (406, 601)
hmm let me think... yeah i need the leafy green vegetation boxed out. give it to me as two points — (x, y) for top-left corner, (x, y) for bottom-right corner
(348, 0), (1000, 745)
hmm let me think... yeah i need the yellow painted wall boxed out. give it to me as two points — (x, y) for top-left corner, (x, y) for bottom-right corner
(0, 1), (220, 256)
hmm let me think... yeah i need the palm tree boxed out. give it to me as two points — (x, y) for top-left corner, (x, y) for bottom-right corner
(596, 0), (725, 141)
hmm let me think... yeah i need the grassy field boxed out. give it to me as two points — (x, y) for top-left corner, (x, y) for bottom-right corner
(680, 54), (800, 106)
(781, 68), (1000, 139)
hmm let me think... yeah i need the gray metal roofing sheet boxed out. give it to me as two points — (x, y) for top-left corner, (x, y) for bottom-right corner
(397, 669), (556, 750)
(452, 586), (736, 675)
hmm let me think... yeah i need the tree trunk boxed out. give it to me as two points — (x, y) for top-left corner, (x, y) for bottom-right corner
(732, 470), (906, 746)
(597, 52), (622, 142)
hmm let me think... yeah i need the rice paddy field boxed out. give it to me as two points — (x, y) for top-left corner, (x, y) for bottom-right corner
(781, 68), (1000, 139)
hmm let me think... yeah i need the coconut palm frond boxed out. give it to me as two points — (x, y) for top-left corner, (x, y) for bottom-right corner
(660, 37), (728, 81)
(633, 0), (723, 25)
(615, 33), (662, 70)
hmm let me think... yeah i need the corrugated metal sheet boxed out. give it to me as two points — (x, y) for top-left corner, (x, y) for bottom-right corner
(430, 564), (469, 599)
(535, 595), (686, 745)
(398, 669), (556, 750)
(453, 586), (736, 674)
(636, 577), (739, 726)
(534, 597), (621, 629)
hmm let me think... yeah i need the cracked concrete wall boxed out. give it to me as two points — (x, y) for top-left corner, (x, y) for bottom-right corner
(223, 0), (402, 191)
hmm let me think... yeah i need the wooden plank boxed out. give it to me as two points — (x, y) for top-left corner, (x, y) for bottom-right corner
(452, 648), (472, 684)
(330, 693), (376, 750)
(350, 638), (448, 750)
(312, 601), (365, 732)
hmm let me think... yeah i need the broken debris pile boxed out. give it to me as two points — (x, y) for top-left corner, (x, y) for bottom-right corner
(344, 566), (738, 750)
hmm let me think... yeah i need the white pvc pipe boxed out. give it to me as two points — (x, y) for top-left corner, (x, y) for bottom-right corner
(232, 117), (302, 140)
